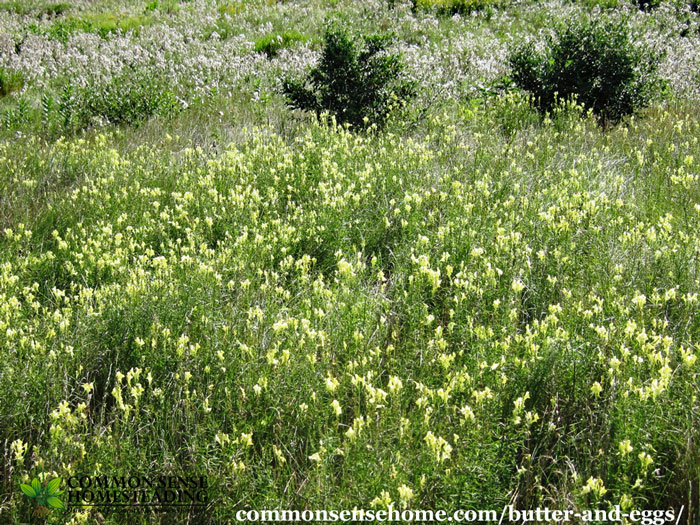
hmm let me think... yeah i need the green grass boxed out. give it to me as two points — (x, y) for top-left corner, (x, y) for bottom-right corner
(1, 97), (700, 522)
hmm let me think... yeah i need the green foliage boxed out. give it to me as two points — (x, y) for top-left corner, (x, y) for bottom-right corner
(0, 67), (24, 98)
(412, 0), (502, 15)
(217, 1), (247, 15)
(32, 13), (153, 41)
(0, 1), (29, 15)
(42, 3), (71, 16)
(217, 0), (276, 15)
(2, 0), (700, 523)
(145, 0), (180, 14)
(577, 0), (619, 10)
(254, 30), (309, 58)
(3, 104), (700, 523)
(508, 17), (665, 125)
(0, 1), (71, 17)
(282, 22), (416, 129)
(634, 0), (661, 10)
(1, 97), (31, 130)
(70, 70), (179, 130)
(0, 71), (179, 136)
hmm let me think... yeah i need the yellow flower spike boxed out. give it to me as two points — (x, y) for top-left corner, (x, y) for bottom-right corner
(618, 439), (633, 456)
(331, 399), (342, 417)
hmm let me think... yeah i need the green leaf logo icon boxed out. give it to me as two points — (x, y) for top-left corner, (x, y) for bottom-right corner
(19, 476), (64, 513)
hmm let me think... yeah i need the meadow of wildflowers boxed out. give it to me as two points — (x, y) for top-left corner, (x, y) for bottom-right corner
(1, 0), (699, 523)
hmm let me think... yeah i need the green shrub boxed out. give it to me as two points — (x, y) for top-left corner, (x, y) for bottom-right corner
(84, 72), (179, 127)
(508, 17), (664, 125)
(52, 70), (180, 133)
(0, 67), (24, 98)
(254, 30), (309, 58)
(282, 21), (416, 129)
(0, 1), (29, 15)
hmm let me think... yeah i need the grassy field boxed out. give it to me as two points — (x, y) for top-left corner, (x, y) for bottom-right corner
(1, 0), (699, 523)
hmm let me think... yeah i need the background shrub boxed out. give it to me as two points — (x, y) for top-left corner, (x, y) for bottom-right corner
(508, 17), (664, 125)
(282, 21), (416, 129)
(79, 71), (179, 127)
(48, 70), (180, 133)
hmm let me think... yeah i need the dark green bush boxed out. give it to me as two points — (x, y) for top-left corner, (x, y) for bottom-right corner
(282, 22), (416, 129)
(255, 30), (309, 58)
(508, 17), (664, 125)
